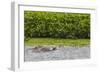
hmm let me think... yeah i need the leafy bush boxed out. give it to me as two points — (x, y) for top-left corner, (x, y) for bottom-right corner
(24, 11), (90, 39)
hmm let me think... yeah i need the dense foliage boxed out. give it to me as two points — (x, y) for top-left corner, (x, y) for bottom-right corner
(24, 11), (90, 39)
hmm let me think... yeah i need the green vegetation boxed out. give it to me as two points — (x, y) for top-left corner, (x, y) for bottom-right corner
(24, 11), (90, 39)
(24, 11), (90, 46)
(25, 38), (90, 46)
